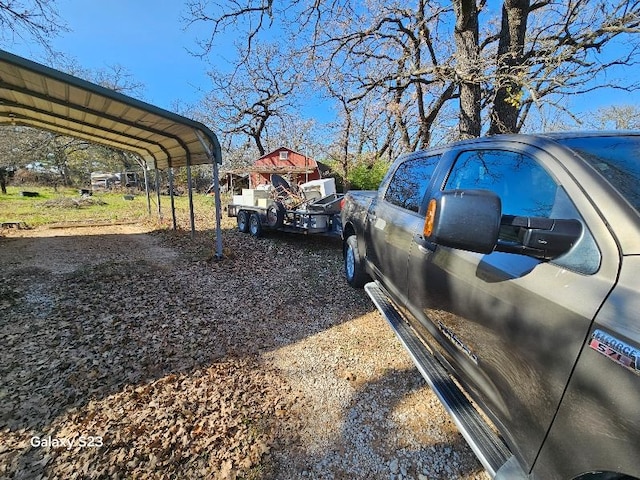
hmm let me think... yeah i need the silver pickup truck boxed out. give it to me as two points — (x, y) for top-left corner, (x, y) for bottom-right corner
(341, 132), (640, 480)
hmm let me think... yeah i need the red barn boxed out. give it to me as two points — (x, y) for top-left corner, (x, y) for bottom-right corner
(249, 147), (320, 188)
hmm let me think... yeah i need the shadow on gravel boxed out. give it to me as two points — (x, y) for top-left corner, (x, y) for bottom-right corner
(0, 226), (376, 478)
(275, 364), (485, 479)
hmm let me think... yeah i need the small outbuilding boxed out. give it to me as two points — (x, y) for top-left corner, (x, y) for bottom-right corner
(250, 147), (320, 188)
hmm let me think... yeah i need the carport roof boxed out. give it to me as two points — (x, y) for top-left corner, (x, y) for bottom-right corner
(0, 49), (221, 170)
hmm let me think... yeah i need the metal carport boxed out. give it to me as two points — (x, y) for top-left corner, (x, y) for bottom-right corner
(0, 49), (223, 257)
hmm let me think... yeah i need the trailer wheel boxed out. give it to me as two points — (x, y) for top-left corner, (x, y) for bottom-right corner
(237, 210), (250, 233)
(249, 212), (262, 237)
(266, 202), (285, 228)
(344, 235), (369, 288)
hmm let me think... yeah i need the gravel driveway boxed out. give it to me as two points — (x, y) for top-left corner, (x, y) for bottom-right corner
(0, 221), (487, 479)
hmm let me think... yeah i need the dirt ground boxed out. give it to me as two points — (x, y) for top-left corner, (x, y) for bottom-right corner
(0, 221), (487, 479)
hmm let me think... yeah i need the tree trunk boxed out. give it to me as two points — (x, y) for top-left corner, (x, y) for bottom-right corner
(253, 133), (266, 157)
(342, 109), (352, 192)
(0, 172), (6, 194)
(453, 0), (482, 139)
(488, 0), (530, 135)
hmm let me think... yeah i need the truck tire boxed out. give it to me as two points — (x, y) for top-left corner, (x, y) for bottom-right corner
(344, 235), (369, 288)
(266, 202), (285, 228)
(249, 212), (263, 237)
(237, 210), (250, 233)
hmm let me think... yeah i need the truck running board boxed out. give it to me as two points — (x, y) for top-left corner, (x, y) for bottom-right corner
(364, 282), (527, 479)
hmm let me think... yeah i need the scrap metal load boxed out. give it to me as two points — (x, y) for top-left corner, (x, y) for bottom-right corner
(227, 176), (343, 237)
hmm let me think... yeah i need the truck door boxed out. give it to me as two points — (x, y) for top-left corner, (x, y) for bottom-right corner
(405, 146), (619, 468)
(366, 154), (440, 305)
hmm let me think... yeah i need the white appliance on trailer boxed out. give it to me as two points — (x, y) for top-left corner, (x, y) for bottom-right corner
(227, 177), (343, 237)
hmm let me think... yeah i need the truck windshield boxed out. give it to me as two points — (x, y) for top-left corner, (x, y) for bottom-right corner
(556, 136), (640, 215)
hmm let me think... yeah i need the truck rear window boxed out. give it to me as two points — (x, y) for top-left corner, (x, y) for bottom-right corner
(384, 155), (440, 212)
(556, 136), (640, 216)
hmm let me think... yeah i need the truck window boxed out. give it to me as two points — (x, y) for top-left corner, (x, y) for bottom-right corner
(445, 150), (557, 218)
(384, 155), (440, 212)
(445, 149), (601, 274)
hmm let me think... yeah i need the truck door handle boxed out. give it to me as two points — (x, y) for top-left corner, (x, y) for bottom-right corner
(413, 234), (436, 253)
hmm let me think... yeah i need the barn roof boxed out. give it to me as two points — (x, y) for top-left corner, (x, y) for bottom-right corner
(224, 165), (317, 175)
(0, 49), (221, 170)
(256, 146), (316, 164)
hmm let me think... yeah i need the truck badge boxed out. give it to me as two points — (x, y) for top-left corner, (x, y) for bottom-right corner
(437, 321), (478, 365)
(589, 329), (640, 376)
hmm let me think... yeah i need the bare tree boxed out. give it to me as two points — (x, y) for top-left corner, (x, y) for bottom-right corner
(197, 44), (300, 156)
(486, 0), (529, 135)
(0, 126), (36, 192)
(46, 53), (146, 98)
(186, 0), (460, 154)
(0, 127), (78, 187)
(185, 0), (640, 152)
(453, 0), (483, 139)
(0, 0), (68, 191)
(325, 78), (354, 189)
(0, 0), (67, 52)
(184, 0), (276, 60)
(318, 69), (397, 190)
(263, 118), (325, 157)
(307, 0), (458, 150)
(589, 104), (640, 130)
(486, 0), (640, 134)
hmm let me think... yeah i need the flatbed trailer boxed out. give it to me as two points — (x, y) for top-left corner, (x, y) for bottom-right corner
(227, 193), (343, 237)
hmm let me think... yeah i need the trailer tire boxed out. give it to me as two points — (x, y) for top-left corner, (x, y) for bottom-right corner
(344, 235), (369, 288)
(237, 210), (250, 233)
(249, 212), (262, 237)
(266, 202), (285, 228)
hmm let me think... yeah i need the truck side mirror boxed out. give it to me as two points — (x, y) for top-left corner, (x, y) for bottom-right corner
(423, 189), (501, 254)
(423, 189), (583, 260)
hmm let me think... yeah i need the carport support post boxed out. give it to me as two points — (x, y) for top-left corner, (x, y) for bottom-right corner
(212, 159), (223, 257)
(155, 169), (162, 219)
(143, 164), (151, 215)
(195, 130), (223, 259)
(186, 156), (196, 238)
(169, 167), (177, 230)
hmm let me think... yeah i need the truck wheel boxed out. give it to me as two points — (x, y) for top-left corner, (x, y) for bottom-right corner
(237, 210), (250, 233)
(249, 212), (262, 237)
(266, 202), (285, 228)
(344, 235), (369, 288)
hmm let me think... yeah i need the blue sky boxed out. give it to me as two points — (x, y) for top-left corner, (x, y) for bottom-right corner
(7, 0), (214, 111)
